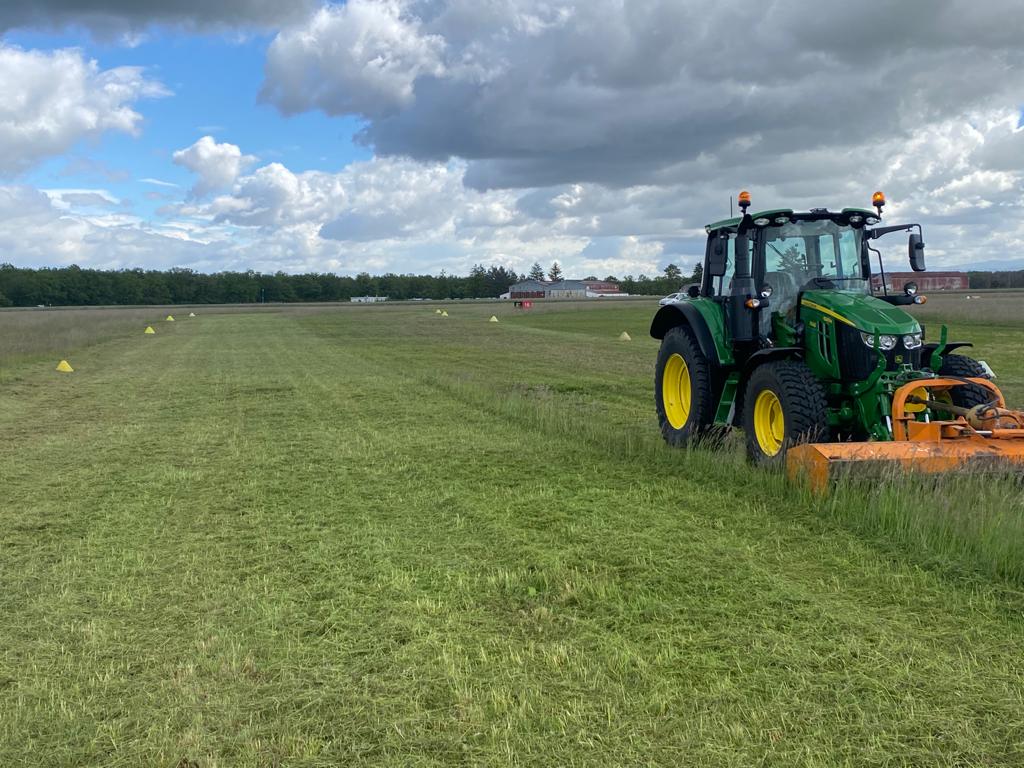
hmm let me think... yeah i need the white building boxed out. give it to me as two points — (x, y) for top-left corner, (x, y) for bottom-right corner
(350, 296), (388, 303)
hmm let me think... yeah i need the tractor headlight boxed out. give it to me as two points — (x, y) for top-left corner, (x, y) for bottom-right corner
(848, 214), (864, 224)
(861, 332), (897, 350)
(754, 217), (770, 227)
(904, 281), (918, 296)
(902, 333), (922, 349)
(759, 283), (773, 298)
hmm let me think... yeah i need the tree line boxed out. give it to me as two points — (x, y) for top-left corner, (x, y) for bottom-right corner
(0, 261), (705, 307)
(965, 270), (1024, 290)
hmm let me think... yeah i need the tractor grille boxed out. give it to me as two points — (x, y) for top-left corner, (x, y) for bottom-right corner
(836, 324), (922, 380)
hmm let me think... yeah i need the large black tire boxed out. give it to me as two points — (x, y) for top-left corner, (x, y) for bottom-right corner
(938, 353), (993, 412)
(655, 326), (716, 447)
(742, 360), (829, 467)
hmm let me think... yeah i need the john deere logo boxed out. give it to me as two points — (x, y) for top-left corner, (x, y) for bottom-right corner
(895, 354), (904, 364)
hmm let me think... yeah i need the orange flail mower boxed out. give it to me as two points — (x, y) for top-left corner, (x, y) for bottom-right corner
(787, 377), (1024, 491)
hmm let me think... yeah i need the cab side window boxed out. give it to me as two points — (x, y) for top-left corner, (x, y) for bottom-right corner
(763, 235), (809, 315)
(709, 234), (748, 297)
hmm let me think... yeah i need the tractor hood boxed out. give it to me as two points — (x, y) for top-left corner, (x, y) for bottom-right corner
(800, 290), (920, 335)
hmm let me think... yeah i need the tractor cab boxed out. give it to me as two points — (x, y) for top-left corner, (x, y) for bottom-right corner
(686, 191), (928, 372)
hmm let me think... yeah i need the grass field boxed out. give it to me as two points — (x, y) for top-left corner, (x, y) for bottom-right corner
(2, 296), (1024, 766)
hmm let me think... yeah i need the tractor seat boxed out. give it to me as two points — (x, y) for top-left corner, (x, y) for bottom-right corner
(764, 271), (800, 315)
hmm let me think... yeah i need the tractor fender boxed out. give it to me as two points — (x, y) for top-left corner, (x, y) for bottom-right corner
(731, 347), (804, 426)
(650, 303), (720, 366)
(922, 341), (971, 358)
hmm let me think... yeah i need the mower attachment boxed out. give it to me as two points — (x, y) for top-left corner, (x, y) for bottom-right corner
(788, 377), (1024, 491)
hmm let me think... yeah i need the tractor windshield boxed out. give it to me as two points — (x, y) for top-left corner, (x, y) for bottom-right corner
(762, 219), (866, 313)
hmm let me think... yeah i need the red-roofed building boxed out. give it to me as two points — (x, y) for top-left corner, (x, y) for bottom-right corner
(870, 271), (968, 292)
(582, 280), (623, 296)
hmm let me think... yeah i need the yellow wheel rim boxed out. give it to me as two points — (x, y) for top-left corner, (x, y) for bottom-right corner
(662, 353), (691, 429)
(905, 386), (928, 414)
(753, 390), (785, 456)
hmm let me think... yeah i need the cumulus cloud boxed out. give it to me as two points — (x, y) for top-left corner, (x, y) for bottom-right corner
(262, 1), (446, 118)
(0, 0), (315, 34)
(6, 104), (1024, 276)
(0, 185), (208, 269)
(260, 0), (1024, 192)
(121, 105), (1009, 278)
(172, 136), (257, 197)
(0, 45), (167, 176)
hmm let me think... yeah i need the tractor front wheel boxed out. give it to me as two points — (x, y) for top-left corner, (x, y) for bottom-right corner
(937, 353), (993, 412)
(655, 326), (716, 447)
(742, 360), (828, 467)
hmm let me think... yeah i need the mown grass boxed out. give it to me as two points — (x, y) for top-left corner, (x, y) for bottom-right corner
(1, 300), (1023, 765)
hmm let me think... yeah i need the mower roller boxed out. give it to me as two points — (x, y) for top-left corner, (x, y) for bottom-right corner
(651, 190), (1024, 490)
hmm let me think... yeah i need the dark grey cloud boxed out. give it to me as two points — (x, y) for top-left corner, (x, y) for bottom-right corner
(0, 0), (315, 33)
(262, 0), (1024, 190)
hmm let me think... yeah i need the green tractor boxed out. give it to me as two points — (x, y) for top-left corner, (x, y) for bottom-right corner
(650, 190), (1024, 480)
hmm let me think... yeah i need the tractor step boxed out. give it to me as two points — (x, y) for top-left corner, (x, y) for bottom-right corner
(787, 440), (1024, 492)
(714, 372), (740, 424)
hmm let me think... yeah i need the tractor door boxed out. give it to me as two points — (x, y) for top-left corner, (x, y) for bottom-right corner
(703, 232), (736, 299)
(706, 232), (762, 348)
(759, 230), (812, 348)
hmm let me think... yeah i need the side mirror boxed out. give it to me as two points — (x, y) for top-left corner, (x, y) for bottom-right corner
(909, 233), (925, 272)
(707, 236), (728, 277)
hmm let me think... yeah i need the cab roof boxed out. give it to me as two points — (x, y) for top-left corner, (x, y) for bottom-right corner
(705, 207), (876, 233)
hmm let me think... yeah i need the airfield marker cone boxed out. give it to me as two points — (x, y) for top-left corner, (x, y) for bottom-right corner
(144, 326), (155, 334)
(619, 331), (631, 341)
(166, 315), (175, 322)
(189, 312), (196, 317)
(441, 310), (449, 317)
(56, 360), (74, 373)
(489, 315), (499, 323)
(435, 309), (442, 314)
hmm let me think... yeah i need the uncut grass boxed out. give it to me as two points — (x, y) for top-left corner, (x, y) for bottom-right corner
(824, 471), (1024, 582)
(2, 304), (1024, 764)
(0, 306), (165, 373)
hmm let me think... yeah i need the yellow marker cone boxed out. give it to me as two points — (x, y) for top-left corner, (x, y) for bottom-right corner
(441, 310), (449, 317)
(619, 331), (631, 341)
(144, 326), (155, 334)
(166, 315), (175, 321)
(188, 312), (196, 317)
(435, 309), (442, 314)
(489, 315), (499, 323)
(56, 360), (73, 373)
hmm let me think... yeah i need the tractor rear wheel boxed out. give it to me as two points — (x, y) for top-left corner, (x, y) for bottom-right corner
(937, 353), (993, 412)
(655, 326), (716, 447)
(742, 360), (828, 467)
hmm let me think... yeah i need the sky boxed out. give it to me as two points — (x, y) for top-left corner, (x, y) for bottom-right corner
(1, 0), (1022, 279)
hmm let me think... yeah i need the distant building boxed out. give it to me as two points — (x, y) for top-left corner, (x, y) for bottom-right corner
(350, 296), (388, 303)
(507, 279), (627, 299)
(508, 279), (549, 299)
(583, 280), (627, 298)
(870, 272), (968, 292)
